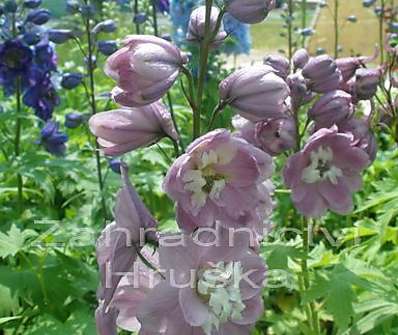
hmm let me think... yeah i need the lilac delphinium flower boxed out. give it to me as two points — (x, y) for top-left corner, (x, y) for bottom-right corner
(263, 54), (290, 79)
(219, 65), (290, 122)
(89, 101), (179, 156)
(163, 129), (274, 231)
(109, 232), (266, 335)
(39, 121), (68, 156)
(105, 35), (188, 107)
(283, 126), (370, 217)
(226, 0), (276, 24)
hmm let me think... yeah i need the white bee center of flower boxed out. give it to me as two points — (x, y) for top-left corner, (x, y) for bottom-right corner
(183, 146), (235, 214)
(197, 261), (245, 335)
(301, 146), (343, 185)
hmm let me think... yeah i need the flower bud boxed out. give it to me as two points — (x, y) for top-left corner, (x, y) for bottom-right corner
(66, 0), (80, 14)
(23, 31), (41, 45)
(61, 72), (84, 89)
(187, 6), (227, 47)
(219, 65), (290, 122)
(302, 55), (342, 93)
(92, 20), (117, 34)
(263, 54), (290, 79)
(287, 72), (313, 108)
(89, 101), (179, 156)
(338, 118), (377, 162)
(23, 0), (41, 8)
(293, 48), (310, 70)
(81, 4), (95, 18)
(133, 12), (147, 24)
(4, 0), (17, 13)
(351, 68), (382, 101)
(109, 158), (122, 174)
(98, 40), (118, 56)
(39, 121), (68, 156)
(363, 0), (376, 7)
(226, 0), (276, 24)
(65, 112), (84, 129)
(105, 35), (188, 107)
(26, 9), (51, 25)
(309, 90), (353, 128)
(48, 29), (74, 44)
(336, 52), (376, 82)
(253, 117), (297, 155)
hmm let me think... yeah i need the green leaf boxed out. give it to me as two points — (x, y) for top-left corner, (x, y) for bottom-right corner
(264, 244), (304, 270)
(0, 225), (37, 259)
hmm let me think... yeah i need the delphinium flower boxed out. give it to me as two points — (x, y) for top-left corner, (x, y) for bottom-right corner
(105, 35), (188, 107)
(38, 121), (68, 156)
(225, 0), (276, 24)
(222, 13), (252, 56)
(163, 129), (274, 231)
(284, 126), (370, 217)
(89, 101), (179, 156)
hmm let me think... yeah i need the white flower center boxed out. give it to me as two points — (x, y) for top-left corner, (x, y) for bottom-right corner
(197, 261), (245, 335)
(301, 146), (343, 185)
(183, 146), (235, 214)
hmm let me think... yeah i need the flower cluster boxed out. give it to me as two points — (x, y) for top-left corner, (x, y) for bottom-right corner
(93, 4), (280, 334)
(0, 0), (73, 155)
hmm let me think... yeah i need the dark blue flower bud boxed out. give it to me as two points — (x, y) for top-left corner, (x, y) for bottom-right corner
(23, 31), (41, 45)
(81, 5), (95, 18)
(374, 6), (383, 16)
(61, 72), (84, 89)
(300, 28), (314, 37)
(109, 158), (122, 174)
(362, 0), (375, 7)
(161, 33), (172, 41)
(347, 15), (357, 23)
(4, 0), (18, 13)
(92, 20), (117, 34)
(65, 112), (84, 129)
(23, 0), (42, 9)
(48, 29), (74, 44)
(316, 47), (326, 55)
(66, 0), (80, 14)
(26, 9), (51, 25)
(390, 22), (398, 33)
(97, 40), (118, 56)
(133, 12), (147, 24)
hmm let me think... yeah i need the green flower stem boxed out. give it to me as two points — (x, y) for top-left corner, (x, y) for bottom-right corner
(287, 0), (294, 64)
(334, 0), (339, 58)
(134, 0), (141, 34)
(11, 13), (23, 212)
(194, 0), (214, 139)
(301, 218), (320, 334)
(301, 0), (307, 47)
(379, 0), (385, 64)
(84, 13), (107, 219)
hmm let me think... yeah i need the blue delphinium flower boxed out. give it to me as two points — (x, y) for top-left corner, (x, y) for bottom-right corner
(0, 39), (34, 95)
(223, 13), (251, 55)
(23, 71), (60, 120)
(39, 120), (68, 156)
(108, 158), (122, 174)
(34, 41), (57, 72)
(170, 0), (198, 45)
(65, 112), (84, 129)
(156, 0), (170, 14)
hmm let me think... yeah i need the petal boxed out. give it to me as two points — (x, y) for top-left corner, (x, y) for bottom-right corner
(179, 287), (210, 327)
(318, 180), (354, 214)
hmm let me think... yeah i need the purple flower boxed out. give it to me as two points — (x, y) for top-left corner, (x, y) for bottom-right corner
(236, 117), (297, 156)
(0, 39), (33, 94)
(283, 126), (370, 217)
(92, 20), (117, 34)
(105, 35), (188, 107)
(163, 129), (273, 231)
(336, 54), (375, 82)
(96, 164), (158, 307)
(134, 232), (266, 334)
(309, 90), (353, 129)
(39, 121), (68, 156)
(156, 0), (170, 13)
(89, 101), (179, 156)
(286, 72), (313, 108)
(219, 65), (290, 122)
(302, 55), (342, 93)
(338, 118), (378, 162)
(34, 41), (57, 72)
(23, 0), (42, 9)
(23, 72), (60, 120)
(97, 40), (118, 56)
(48, 29), (74, 44)
(349, 68), (382, 101)
(226, 0), (276, 24)
(187, 6), (227, 47)
(263, 54), (290, 79)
